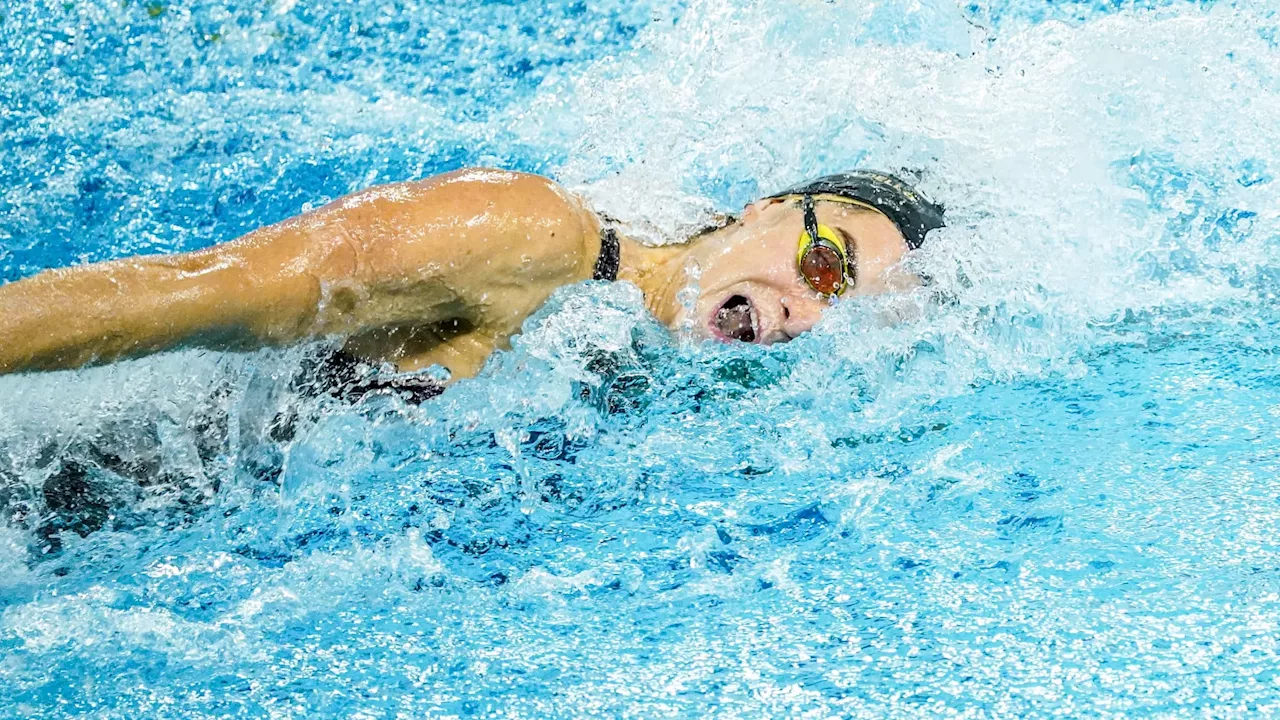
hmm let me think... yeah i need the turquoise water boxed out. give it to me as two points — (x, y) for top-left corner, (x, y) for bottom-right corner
(4, 0), (1280, 717)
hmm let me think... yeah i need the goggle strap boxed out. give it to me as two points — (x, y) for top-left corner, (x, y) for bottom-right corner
(802, 195), (821, 246)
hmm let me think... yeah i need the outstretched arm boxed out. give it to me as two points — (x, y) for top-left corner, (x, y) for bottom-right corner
(0, 219), (355, 373)
(0, 169), (600, 374)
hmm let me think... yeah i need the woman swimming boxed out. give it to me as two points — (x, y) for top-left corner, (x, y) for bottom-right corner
(1, 168), (945, 545)
(0, 168), (943, 393)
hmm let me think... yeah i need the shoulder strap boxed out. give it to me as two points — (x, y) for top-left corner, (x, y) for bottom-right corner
(592, 227), (621, 282)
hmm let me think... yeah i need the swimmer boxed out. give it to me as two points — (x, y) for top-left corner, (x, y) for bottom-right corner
(0, 169), (943, 399)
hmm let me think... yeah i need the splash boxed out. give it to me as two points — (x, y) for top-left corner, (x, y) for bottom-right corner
(511, 0), (1280, 404)
(5, 0), (1280, 717)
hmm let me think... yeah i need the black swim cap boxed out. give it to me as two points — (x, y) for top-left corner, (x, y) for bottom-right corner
(767, 170), (945, 250)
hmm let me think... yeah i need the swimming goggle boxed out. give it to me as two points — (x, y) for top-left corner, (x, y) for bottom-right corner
(793, 194), (875, 297)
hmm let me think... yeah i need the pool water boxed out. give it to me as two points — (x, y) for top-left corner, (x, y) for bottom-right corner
(4, 0), (1280, 717)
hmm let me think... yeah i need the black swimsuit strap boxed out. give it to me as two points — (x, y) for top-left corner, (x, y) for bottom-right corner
(592, 227), (621, 282)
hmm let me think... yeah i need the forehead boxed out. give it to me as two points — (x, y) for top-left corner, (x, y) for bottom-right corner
(763, 194), (890, 226)
(810, 193), (884, 216)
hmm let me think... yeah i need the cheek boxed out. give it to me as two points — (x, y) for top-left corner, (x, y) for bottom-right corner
(704, 238), (796, 288)
(852, 242), (913, 292)
(670, 292), (720, 339)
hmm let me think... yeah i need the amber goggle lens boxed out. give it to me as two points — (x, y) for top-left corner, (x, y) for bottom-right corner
(799, 242), (846, 295)
(794, 195), (852, 297)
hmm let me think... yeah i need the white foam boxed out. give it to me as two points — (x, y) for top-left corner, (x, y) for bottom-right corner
(513, 0), (1279, 321)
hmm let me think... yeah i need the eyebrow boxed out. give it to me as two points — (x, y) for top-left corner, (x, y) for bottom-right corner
(834, 226), (859, 289)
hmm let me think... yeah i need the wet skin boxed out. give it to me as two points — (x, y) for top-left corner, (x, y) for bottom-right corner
(0, 169), (915, 382)
(654, 195), (918, 344)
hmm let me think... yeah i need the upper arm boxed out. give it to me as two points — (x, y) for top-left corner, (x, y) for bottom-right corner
(0, 168), (597, 374)
(303, 169), (601, 337)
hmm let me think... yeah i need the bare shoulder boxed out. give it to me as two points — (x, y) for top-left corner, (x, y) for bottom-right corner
(421, 168), (602, 272)
(293, 167), (605, 341)
(422, 167), (588, 219)
(328, 168), (602, 283)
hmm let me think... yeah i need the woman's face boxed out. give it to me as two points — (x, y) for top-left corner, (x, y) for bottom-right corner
(681, 196), (918, 344)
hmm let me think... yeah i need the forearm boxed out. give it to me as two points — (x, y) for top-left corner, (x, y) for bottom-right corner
(0, 227), (352, 373)
(0, 168), (593, 375)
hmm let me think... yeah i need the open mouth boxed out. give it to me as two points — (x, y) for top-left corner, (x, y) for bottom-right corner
(713, 294), (758, 343)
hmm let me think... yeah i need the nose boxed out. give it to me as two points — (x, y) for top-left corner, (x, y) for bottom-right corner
(779, 294), (827, 340)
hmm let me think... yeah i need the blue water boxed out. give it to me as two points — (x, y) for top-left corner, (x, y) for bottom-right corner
(4, 0), (1280, 717)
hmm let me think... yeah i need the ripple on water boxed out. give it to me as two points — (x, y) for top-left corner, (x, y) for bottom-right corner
(5, 0), (1280, 716)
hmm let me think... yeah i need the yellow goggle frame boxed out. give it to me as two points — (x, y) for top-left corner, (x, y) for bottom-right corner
(785, 194), (876, 297)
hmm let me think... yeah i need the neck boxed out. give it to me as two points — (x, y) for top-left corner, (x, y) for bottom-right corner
(615, 232), (698, 326)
